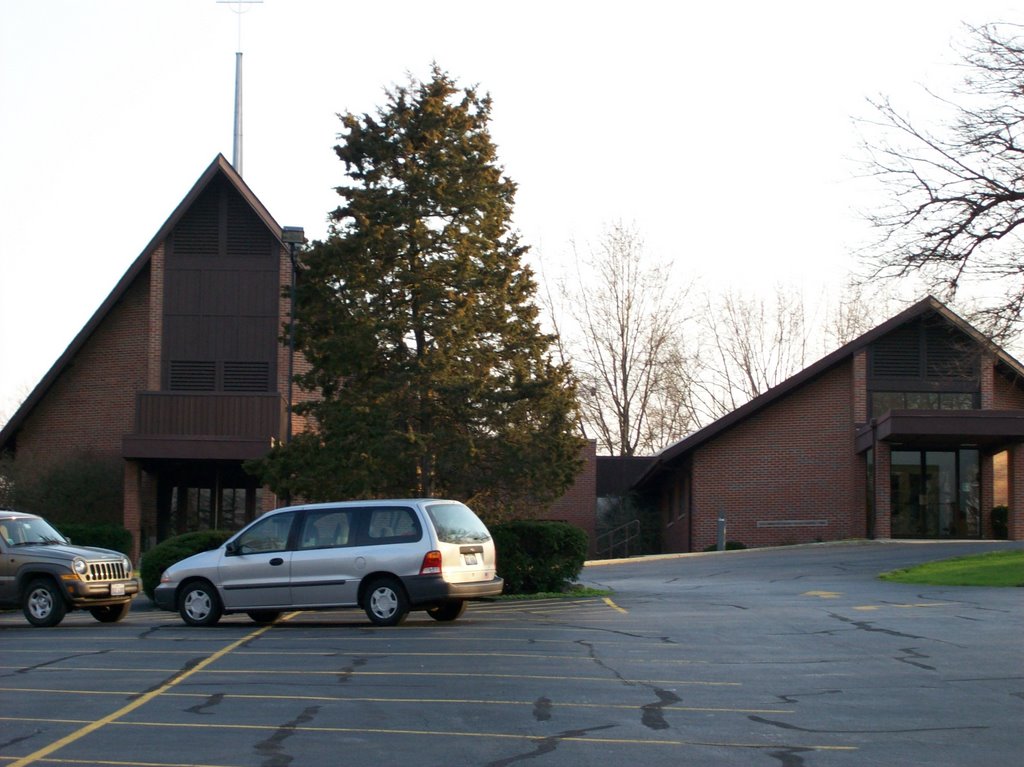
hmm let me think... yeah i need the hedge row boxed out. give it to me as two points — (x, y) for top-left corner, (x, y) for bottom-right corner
(57, 523), (133, 557)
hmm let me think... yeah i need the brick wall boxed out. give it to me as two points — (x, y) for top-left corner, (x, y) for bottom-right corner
(992, 368), (1024, 409)
(684, 362), (859, 550)
(1008, 444), (1024, 539)
(546, 439), (598, 555)
(15, 269), (151, 468)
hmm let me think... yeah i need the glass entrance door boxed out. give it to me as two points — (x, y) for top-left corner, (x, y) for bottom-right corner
(890, 449), (980, 538)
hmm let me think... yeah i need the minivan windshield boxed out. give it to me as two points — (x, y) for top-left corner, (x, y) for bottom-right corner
(426, 503), (491, 544)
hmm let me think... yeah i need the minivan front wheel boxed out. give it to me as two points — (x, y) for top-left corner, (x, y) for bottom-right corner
(364, 577), (409, 627)
(179, 581), (222, 627)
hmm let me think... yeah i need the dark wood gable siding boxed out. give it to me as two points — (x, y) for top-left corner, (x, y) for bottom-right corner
(868, 313), (979, 390)
(162, 174), (279, 393)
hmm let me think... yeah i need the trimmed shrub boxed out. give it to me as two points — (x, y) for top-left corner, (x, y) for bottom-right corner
(140, 530), (233, 599)
(491, 520), (588, 594)
(57, 523), (132, 557)
(703, 541), (748, 552)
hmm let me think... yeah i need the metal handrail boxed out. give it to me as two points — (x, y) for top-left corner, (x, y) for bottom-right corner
(596, 519), (641, 559)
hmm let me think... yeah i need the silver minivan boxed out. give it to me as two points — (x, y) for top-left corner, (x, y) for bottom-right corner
(153, 499), (503, 627)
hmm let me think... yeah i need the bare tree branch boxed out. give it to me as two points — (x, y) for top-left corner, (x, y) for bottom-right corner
(858, 22), (1024, 339)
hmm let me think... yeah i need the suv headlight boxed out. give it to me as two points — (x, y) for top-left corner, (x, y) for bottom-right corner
(122, 557), (132, 575)
(72, 558), (88, 576)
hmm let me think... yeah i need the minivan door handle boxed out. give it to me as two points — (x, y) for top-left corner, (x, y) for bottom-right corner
(269, 558), (284, 566)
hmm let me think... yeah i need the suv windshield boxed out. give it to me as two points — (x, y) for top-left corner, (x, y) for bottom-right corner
(1, 516), (68, 546)
(426, 503), (491, 544)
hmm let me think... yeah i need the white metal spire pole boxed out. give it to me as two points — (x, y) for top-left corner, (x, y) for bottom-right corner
(217, 1), (263, 175)
(233, 51), (243, 173)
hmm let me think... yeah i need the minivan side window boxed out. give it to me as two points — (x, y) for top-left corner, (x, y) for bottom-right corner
(364, 507), (422, 544)
(298, 510), (353, 550)
(235, 512), (295, 554)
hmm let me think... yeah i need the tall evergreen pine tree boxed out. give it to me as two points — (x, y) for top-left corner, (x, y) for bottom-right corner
(253, 67), (582, 520)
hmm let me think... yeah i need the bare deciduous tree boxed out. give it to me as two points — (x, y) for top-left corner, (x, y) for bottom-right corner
(553, 223), (696, 456)
(691, 288), (810, 421)
(859, 22), (1024, 344)
(823, 282), (898, 350)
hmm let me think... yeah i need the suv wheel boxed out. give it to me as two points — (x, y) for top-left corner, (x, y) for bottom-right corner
(180, 581), (223, 627)
(23, 578), (67, 627)
(90, 603), (131, 623)
(364, 577), (409, 626)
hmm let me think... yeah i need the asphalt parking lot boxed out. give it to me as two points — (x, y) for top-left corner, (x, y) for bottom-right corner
(1, 540), (1021, 766)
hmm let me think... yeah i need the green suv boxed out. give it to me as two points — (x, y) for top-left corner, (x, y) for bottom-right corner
(0, 509), (139, 627)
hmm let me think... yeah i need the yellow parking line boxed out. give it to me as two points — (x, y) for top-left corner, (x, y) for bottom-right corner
(7, 666), (738, 686)
(603, 597), (628, 613)
(0, 717), (855, 754)
(5, 614), (296, 767)
(0, 691), (792, 714)
(2, 758), (235, 767)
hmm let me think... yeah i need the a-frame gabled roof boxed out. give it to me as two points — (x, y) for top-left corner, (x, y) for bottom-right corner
(634, 296), (1024, 489)
(0, 155), (284, 449)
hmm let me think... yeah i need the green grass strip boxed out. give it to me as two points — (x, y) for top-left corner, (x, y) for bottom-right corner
(880, 550), (1024, 587)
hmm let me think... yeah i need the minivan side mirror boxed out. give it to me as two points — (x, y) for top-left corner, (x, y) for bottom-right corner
(225, 540), (239, 556)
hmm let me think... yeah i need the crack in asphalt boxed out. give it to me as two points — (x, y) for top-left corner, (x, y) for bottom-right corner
(641, 688), (682, 730)
(0, 731), (41, 750)
(576, 639), (682, 731)
(336, 656), (368, 684)
(10, 649), (109, 676)
(775, 690), (842, 704)
(254, 704), (321, 767)
(826, 612), (927, 640)
(766, 746), (816, 767)
(549, 622), (677, 644)
(827, 612), (967, 649)
(482, 723), (617, 766)
(894, 647), (936, 671)
(132, 655), (207, 698)
(532, 696), (552, 721)
(186, 691), (225, 715)
(749, 715), (989, 735)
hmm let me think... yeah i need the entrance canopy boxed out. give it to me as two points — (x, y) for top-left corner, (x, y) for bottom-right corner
(856, 409), (1024, 452)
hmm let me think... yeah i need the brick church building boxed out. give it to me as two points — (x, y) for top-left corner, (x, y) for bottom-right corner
(634, 297), (1024, 552)
(0, 156), (597, 560)
(5, 156), (1020, 561)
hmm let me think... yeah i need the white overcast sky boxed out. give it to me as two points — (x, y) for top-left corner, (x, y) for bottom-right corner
(0, 0), (1019, 420)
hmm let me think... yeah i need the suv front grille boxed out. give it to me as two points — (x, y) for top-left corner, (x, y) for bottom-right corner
(85, 561), (129, 582)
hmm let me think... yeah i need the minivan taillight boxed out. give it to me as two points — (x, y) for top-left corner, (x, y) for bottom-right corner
(420, 550), (443, 575)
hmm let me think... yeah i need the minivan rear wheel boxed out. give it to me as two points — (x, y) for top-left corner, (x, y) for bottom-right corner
(427, 600), (466, 622)
(364, 577), (409, 626)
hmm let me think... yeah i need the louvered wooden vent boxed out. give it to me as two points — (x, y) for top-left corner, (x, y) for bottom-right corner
(224, 361), (271, 392)
(870, 326), (920, 378)
(170, 187), (220, 257)
(925, 322), (977, 380)
(169, 361), (216, 391)
(226, 194), (271, 258)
